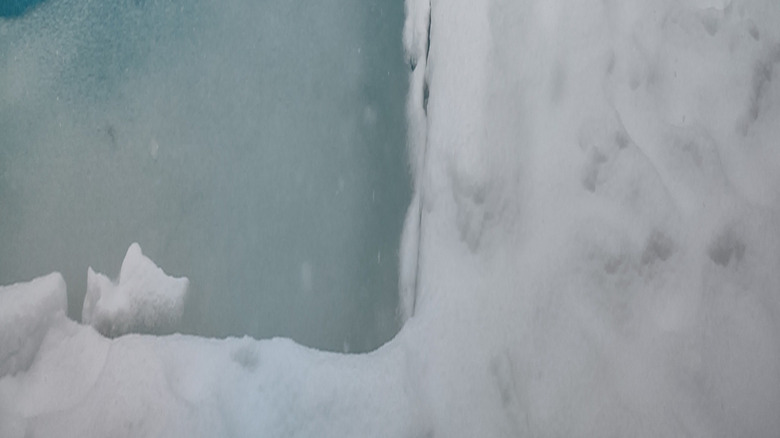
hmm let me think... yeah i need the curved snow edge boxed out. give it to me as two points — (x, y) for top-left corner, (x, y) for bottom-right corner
(0, 272), (67, 378)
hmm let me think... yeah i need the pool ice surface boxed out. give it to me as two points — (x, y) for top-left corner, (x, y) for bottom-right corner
(0, 0), (410, 352)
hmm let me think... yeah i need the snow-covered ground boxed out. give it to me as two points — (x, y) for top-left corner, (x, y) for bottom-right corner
(2, 0), (780, 436)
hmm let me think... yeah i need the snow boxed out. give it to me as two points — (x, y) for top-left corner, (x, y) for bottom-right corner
(0, 317), (424, 437)
(82, 243), (189, 337)
(2, 0), (780, 436)
(0, 273), (66, 378)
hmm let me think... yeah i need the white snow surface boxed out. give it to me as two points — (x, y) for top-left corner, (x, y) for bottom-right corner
(2, 0), (780, 436)
(82, 243), (189, 337)
(0, 273), (66, 378)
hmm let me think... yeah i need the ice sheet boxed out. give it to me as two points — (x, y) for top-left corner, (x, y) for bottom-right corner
(0, 0), (409, 352)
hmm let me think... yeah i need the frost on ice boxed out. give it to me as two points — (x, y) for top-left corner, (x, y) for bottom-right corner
(82, 243), (188, 337)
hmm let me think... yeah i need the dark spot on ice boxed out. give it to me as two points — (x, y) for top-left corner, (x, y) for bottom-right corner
(581, 150), (607, 193)
(708, 230), (746, 267)
(490, 353), (518, 409)
(757, 62), (772, 85)
(105, 124), (117, 148)
(604, 256), (623, 274)
(615, 130), (630, 149)
(231, 345), (259, 371)
(747, 60), (775, 125)
(681, 140), (703, 167)
(748, 21), (760, 41)
(606, 51), (616, 75)
(629, 76), (641, 91)
(425, 2), (431, 60)
(699, 8), (720, 36)
(410, 57), (418, 71)
(582, 172), (597, 192)
(0, 0), (48, 18)
(641, 230), (674, 265)
(423, 80), (430, 115)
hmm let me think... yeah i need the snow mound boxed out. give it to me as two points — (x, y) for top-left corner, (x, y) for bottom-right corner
(0, 273), (67, 378)
(82, 243), (189, 337)
(0, 317), (423, 438)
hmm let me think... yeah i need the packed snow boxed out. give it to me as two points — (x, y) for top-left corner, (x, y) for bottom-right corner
(0, 273), (66, 378)
(2, 0), (780, 437)
(82, 243), (189, 337)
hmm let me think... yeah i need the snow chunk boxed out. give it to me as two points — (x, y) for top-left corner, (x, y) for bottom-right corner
(82, 243), (189, 337)
(0, 273), (67, 378)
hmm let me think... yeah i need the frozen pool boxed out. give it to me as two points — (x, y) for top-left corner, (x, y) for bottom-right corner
(0, 0), (410, 352)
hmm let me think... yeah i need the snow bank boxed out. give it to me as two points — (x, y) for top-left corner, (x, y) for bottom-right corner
(82, 243), (189, 337)
(0, 317), (423, 438)
(400, 0), (780, 436)
(0, 273), (66, 378)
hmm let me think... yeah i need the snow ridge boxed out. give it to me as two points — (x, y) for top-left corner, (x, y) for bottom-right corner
(82, 243), (189, 337)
